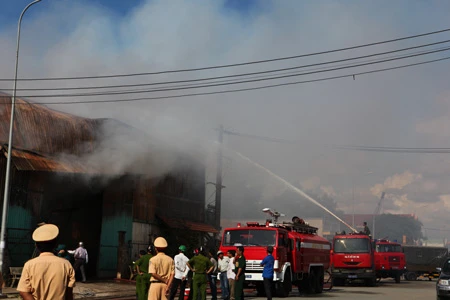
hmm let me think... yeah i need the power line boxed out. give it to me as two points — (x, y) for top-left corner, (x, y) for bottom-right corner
(224, 130), (450, 153)
(334, 146), (450, 153)
(423, 227), (450, 232)
(3, 39), (450, 92)
(17, 55), (450, 105)
(17, 46), (450, 98)
(1, 27), (450, 82)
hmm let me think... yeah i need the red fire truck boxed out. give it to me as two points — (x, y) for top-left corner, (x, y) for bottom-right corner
(374, 239), (406, 283)
(331, 232), (377, 286)
(219, 209), (330, 297)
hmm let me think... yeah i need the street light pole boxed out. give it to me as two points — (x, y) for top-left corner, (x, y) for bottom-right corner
(0, 0), (42, 294)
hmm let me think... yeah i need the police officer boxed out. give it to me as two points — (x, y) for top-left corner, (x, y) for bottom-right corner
(135, 247), (153, 300)
(234, 246), (246, 300)
(187, 247), (213, 300)
(149, 237), (174, 300)
(17, 224), (75, 300)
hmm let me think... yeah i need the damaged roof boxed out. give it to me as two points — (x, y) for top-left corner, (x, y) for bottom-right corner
(0, 94), (99, 156)
(0, 94), (144, 174)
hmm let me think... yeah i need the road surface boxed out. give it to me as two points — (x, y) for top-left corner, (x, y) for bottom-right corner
(105, 278), (436, 299)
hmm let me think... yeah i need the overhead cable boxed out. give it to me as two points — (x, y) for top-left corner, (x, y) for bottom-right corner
(1, 27), (450, 81)
(16, 55), (450, 105)
(18, 46), (450, 98)
(2, 39), (450, 92)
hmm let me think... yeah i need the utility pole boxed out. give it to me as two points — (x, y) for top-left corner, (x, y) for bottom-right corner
(0, 1), (42, 296)
(214, 125), (224, 230)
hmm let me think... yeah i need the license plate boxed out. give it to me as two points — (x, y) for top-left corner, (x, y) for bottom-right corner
(245, 275), (252, 279)
(348, 275), (357, 279)
(392, 266), (399, 269)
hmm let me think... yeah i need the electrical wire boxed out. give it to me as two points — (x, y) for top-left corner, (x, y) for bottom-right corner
(18, 46), (450, 98)
(3, 39), (450, 92)
(1, 27), (450, 82)
(16, 55), (450, 105)
(224, 130), (450, 154)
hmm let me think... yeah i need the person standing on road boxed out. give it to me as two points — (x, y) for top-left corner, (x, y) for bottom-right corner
(187, 247), (213, 300)
(208, 250), (218, 300)
(17, 224), (76, 300)
(227, 250), (236, 300)
(149, 237), (175, 300)
(169, 245), (190, 300)
(234, 246), (246, 300)
(69, 241), (88, 282)
(187, 248), (199, 300)
(260, 246), (275, 300)
(217, 250), (230, 300)
(136, 248), (153, 300)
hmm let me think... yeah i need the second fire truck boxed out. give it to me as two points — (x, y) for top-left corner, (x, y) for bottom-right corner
(219, 209), (330, 297)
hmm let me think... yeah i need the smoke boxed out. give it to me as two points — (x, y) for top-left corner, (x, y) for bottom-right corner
(1, 0), (450, 235)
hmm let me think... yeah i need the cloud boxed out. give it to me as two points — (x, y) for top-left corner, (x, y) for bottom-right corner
(370, 171), (422, 198)
(301, 177), (321, 191)
(439, 194), (450, 210)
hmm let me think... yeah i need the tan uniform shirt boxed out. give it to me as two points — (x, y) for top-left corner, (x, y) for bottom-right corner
(17, 252), (76, 300)
(149, 252), (175, 282)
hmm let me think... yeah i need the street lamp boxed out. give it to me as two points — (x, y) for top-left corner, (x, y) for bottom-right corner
(0, 0), (42, 295)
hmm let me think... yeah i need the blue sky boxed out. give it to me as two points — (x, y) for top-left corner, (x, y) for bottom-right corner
(0, 0), (263, 29)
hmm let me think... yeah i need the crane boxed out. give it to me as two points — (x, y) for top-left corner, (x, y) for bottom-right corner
(372, 192), (385, 239)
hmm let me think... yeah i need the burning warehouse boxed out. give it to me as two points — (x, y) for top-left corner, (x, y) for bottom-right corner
(0, 94), (217, 278)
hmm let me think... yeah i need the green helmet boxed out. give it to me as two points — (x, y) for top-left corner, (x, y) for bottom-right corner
(179, 245), (187, 252)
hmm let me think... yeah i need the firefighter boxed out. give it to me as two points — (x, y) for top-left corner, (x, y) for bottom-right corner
(135, 247), (153, 300)
(363, 222), (371, 236)
(187, 247), (213, 300)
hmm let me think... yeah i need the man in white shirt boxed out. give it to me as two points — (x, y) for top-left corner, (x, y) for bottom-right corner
(227, 250), (236, 300)
(169, 245), (189, 300)
(217, 251), (230, 300)
(69, 241), (88, 282)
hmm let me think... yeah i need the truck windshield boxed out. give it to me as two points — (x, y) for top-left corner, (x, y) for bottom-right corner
(376, 244), (402, 253)
(334, 238), (371, 253)
(222, 229), (276, 246)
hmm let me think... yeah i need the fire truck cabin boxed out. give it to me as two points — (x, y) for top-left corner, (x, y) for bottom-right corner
(220, 219), (330, 297)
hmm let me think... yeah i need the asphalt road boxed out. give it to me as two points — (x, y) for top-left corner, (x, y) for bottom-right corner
(258, 279), (435, 300)
(105, 279), (436, 299)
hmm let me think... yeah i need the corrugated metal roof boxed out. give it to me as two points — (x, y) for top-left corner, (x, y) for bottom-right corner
(1, 147), (103, 174)
(158, 216), (218, 233)
(0, 94), (100, 155)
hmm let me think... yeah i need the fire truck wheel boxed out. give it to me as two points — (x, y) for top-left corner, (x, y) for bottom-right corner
(315, 269), (324, 294)
(405, 272), (417, 281)
(302, 270), (315, 294)
(276, 269), (292, 297)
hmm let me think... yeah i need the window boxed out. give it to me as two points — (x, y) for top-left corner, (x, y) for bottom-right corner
(333, 238), (371, 253)
(222, 229), (276, 246)
(375, 244), (402, 253)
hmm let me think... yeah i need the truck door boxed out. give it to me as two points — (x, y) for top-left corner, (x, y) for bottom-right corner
(295, 238), (302, 273)
(287, 238), (295, 271)
(277, 232), (288, 268)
